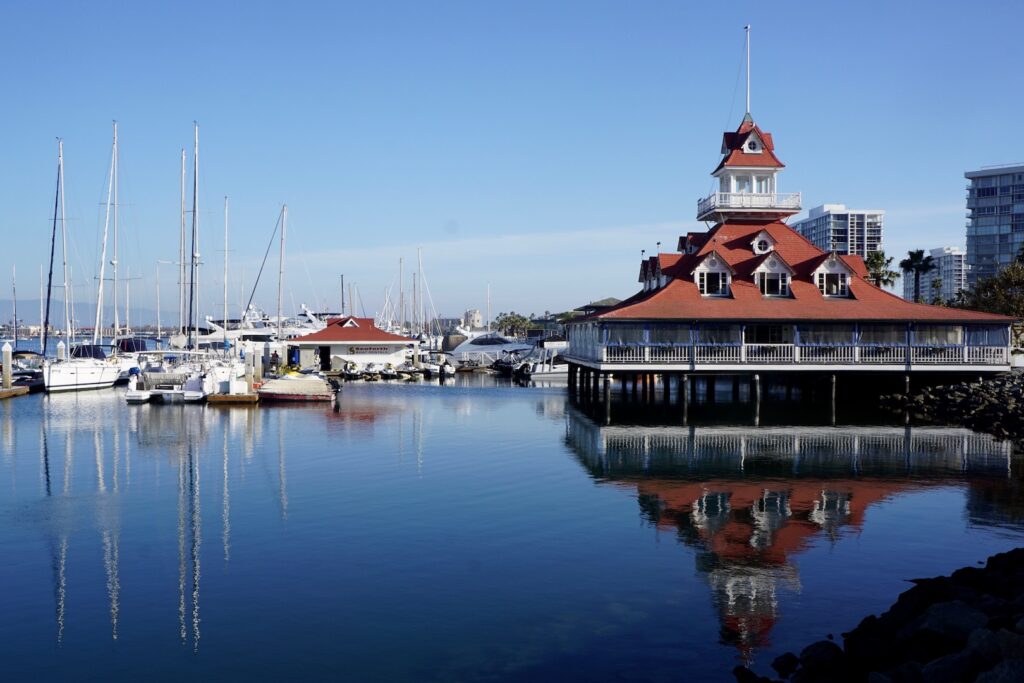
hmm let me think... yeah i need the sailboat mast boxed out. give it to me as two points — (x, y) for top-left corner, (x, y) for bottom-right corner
(276, 205), (287, 341)
(398, 257), (404, 332)
(192, 123), (200, 348)
(417, 247), (424, 335)
(340, 274), (345, 316)
(125, 267), (130, 333)
(187, 124), (199, 349)
(179, 149), (186, 335)
(11, 266), (17, 345)
(93, 124), (116, 344)
(112, 121), (120, 339)
(59, 141), (71, 342)
(223, 196), (228, 352)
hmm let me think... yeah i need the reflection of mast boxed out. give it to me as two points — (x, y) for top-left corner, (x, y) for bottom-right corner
(190, 445), (201, 651)
(95, 426), (120, 640)
(222, 427), (230, 562)
(177, 449), (187, 643)
(278, 411), (288, 519)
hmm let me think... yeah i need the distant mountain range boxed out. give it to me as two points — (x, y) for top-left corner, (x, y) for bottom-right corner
(0, 299), (160, 327)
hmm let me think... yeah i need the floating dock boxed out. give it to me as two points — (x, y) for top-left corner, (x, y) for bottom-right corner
(0, 387), (30, 400)
(207, 393), (260, 405)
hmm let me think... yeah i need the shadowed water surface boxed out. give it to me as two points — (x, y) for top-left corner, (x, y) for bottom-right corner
(1, 379), (1024, 681)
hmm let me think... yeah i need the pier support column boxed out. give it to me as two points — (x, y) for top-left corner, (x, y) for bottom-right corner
(681, 374), (689, 426)
(732, 375), (740, 402)
(245, 354), (255, 393)
(831, 374), (837, 427)
(1, 342), (11, 390)
(56, 341), (65, 361)
(904, 374), (911, 395)
(663, 374), (671, 403)
(707, 376), (716, 404)
(604, 374), (613, 424)
(753, 374), (761, 427)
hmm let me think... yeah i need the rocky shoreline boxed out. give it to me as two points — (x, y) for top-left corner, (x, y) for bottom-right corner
(881, 374), (1024, 442)
(733, 547), (1024, 683)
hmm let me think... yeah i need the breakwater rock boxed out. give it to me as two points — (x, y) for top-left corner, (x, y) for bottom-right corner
(880, 374), (1024, 441)
(733, 547), (1024, 683)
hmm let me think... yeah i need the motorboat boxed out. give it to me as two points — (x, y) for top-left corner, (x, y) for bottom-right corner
(257, 373), (336, 402)
(449, 332), (532, 367)
(8, 350), (45, 393)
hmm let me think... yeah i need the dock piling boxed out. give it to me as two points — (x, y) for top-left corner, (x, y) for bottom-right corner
(2, 342), (11, 390)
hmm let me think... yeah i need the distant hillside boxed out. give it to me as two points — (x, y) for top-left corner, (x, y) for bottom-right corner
(0, 299), (159, 327)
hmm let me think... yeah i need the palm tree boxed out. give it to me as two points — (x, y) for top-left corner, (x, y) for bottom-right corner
(899, 249), (937, 303)
(865, 250), (899, 288)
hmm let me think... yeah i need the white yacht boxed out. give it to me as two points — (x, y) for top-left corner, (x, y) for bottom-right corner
(448, 332), (532, 366)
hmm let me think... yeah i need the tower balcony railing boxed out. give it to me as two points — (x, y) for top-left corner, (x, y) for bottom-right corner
(697, 191), (801, 217)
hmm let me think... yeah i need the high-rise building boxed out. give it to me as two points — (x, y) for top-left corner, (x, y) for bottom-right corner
(902, 247), (968, 303)
(791, 204), (884, 257)
(964, 164), (1024, 288)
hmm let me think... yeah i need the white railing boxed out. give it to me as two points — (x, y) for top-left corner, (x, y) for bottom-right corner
(648, 345), (691, 363)
(697, 191), (802, 216)
(603, 345), (645, 363)
(745, 343), (794, 363)
(584, 343), (1009, 366)
(858, 345), (907, 365)
(695, 345), (742, 364)
(968, 346), (1008, 364)
(911, 346), (963, 364)
(798, 346), (855, 364)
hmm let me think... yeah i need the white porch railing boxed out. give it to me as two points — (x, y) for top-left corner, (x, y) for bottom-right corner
(744, 343), (795, 363)
(910, 346), (963, 364)
(648, 345), (691, 363)
(968, 346), (1008, 364)
(585, 344), (1010, 367)
(858, 345), (907, 365)
(697, 191), (802, 217)
(694, 345), (742, 363)
(798, 346), (856, 364)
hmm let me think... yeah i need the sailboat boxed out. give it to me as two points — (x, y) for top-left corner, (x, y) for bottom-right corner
(43, 139), (121, 392)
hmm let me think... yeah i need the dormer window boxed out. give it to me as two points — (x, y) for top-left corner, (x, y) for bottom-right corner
(750, 231), (777, 254)
(756, 239), (770, 253)
(817, 272), (849, 297)
(747, 140), (758, 151)
(698, 271), (728, 296)
(759, 272), (789, 296)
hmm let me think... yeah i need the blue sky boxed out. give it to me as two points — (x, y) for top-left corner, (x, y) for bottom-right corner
(1, 0), (1021, 324)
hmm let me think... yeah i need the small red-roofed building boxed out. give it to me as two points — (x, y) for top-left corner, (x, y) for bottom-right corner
(567, 113), (1014, 379)
(288, 316), (418, 371)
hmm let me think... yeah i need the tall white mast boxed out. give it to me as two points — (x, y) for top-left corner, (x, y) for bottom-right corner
(417, 247), (424, 335)
(223, 196), (229, 352)
(112, 121), (120, 340)
(156, 262), (162, 340)
(11, 265), (17, 344)
(58, 141), (71, 341)
(398, 257), (404, 332)
(179, 149), (186, 334)
(276, 205), (287, 340)
(486, 283), (491, 333)
(192, 123), (200, 346)
(745, 25), (751, 115)
(93, 123), (116, 344)
(125, 266), (131, 334)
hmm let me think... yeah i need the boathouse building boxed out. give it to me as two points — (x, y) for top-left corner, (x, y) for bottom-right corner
(565, 113), (1014, 388)
(288, 316), (417, 371)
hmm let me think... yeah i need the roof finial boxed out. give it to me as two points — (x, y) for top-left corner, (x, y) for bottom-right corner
(744, 25), (751, 116)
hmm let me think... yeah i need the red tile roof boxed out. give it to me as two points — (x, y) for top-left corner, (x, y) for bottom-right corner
(597, 221), (1013, 323)
(713, 119), (785, 173)
(290, 317), (417, 344)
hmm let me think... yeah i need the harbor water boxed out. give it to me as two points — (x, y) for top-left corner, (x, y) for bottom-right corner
(2, 377), (1024, 681)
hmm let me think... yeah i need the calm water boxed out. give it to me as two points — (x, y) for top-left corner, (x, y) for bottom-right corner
(1, 378), (1024, 681)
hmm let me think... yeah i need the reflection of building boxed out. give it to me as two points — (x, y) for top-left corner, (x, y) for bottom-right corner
(565, 409), (1015, 659)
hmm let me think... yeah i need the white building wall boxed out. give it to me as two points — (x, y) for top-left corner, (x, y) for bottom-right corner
(902, 247), (968, 303)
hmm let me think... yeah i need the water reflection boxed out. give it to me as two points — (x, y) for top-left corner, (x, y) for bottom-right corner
(566, 405), (1020, 660)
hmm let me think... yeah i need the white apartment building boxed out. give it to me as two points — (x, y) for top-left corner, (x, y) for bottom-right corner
(792, 204), (884, 258)
(902, 247), (969, 303)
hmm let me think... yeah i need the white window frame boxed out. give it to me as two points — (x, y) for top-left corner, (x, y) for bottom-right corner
(698, 271), (730, 297)
(758, 272), (790, 297)
(817, 272), (849, 297)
